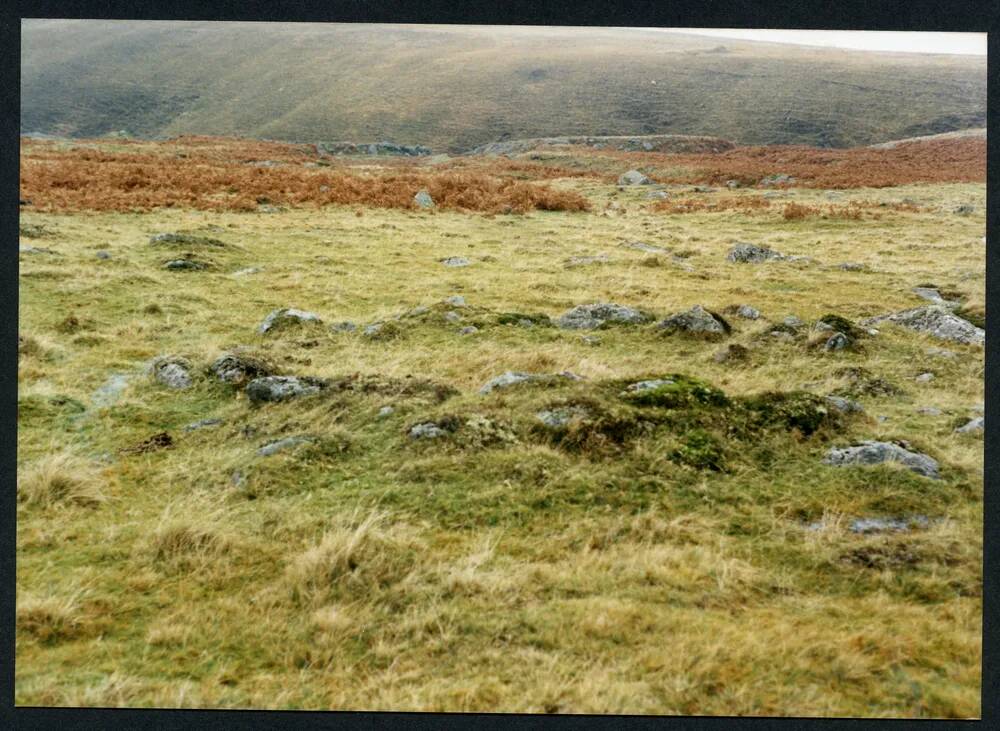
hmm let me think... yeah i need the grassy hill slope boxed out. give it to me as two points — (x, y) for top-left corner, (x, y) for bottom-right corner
(20, 21), (986, 152)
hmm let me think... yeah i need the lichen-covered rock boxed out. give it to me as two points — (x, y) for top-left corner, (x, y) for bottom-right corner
(618, 169), (652, 185)
(413, 190), (435, 208)
(864, 306), (984, 345)
(164, 259), (206, 270)
(149, 356), (193, 389)
(823, 441), (940, 479)
(479, 370), (581, 395)
(409, 422), (448, 439)
(825, 396), (864, 414)
(657, 305), (731, 338)
(557, 303), (654, 330)
(209, 352), (276, 385)
(912, 287), (961, 309)
(726, 243), (784, 263)
(536, 405), (592, 428)
(258, 308), (323, 334)
(824, 332), (851, 351)
(330, 321), (358, 333)
(245, 375), (326, 404)
(736, 305), (760, 320)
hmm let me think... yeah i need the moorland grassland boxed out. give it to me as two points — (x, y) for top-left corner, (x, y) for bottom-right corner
(17, 134), (984, 715)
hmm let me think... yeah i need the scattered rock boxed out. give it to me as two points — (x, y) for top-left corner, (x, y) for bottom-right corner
(953, 204), (974, 215)
(692, 186), (715, 193)
(479, 370), (580, 395)
(618, 170), (652, 185)
(864, 306), (984, 345)
(657, 305), (731, 338)
(623, 378), (676, 394)
(581, 335), (601, 346)
(377, 406), (395, 419)
(149, 356), (193, 390)
(92, 373), (131, 407)
(164, 259), (206, 271)
(149, 232), (223, 247)
(536, 406), (591, 428)
(645, 190), (669, 200)
(330, 321), (358, 333)
(557, 303), (654, 330)
(413, 190), (435, 208)
(183, 418), (223, 432)
(912, 287), (960, 309)
(362, 321), (404, 341)
(245, 375), (327, 404)
(760, 173), (795, 187)
(445, 295), (467, 307)
(916, 406), (942, 416)
(825, 396), (864, 414)
(783, 316), (804, 329)
(915, 372), (935, 383)
(735, 305), (760, 320)
(257, 436), (315, 456)
(459, 326), (478, 335)
(409, 422), (449, 439)
(440, 257), (471, 267)
(19, 245), (59, 255)
(726, 242), (784, 263)
(258, 308), (323, 334)
(822, 441), (940, 479)
(209, 352), (276, 385)
(95, 250), (111, 260)
(232, 267), (262, 277)
(824, 332), (851, 351)
(848, 516), (930, 534)
(838, 262), (866, 271)
(444, 310), (462, 323)
(230, 470), (247, 488)
(955, 417), (984, 433)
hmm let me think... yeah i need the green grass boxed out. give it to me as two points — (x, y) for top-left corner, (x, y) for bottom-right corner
(16, 175), (983, 715)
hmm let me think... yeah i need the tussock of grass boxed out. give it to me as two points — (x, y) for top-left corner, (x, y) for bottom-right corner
(17, 453), (107, 508)
(17, 591), (88, 643)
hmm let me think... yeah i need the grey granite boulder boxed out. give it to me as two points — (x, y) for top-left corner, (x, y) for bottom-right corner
(413, 190), (435, 208)
(149, 356), (193, 389)
(258, 308), (323, 334)
(726, 243), (784, 263)
(657, 305), (730, 337)
(823, 441), (940, 479)
(209, 352), (276, 385)
(257, 435), (315, 456)
(618, 169), (652, 185)
(864, 306), (984, 345)
(557, 303), (654, 330)
(245, 376), (326, 404)
(955, 417), (984, 433)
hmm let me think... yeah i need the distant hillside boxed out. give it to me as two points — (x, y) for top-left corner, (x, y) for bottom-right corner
(21, 21), (987, 153)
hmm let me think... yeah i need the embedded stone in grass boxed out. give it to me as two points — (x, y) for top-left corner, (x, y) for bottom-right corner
(440, 257), (470, 267)
(459, 326), (478, 335)
(645, 190), (669, 200)
(257, 435), (315, 456)
(726, 242), (784, 263)
(232, 267), (262, 277)
(824, 332), (851, 351)
(149, 232), (224, 247)
(164, 259), (206, 271)
(183, 418), (222, 432)
(822, 441), (940, 479)
(838, 262), (866, 271)
(377, 406), (395, 419)
(95, 250), (111, 260)
(917, 406), (942, 416)
(863, 305), (984, 345)
(444, 311), (462, 323)
(581, 335), (601, 346)
(536, 405), (592, 429)
(445, 295), (466, 307)
(657, 305), (731, 338)
(735, 304), (760, 320)
(622, 378), (676, 394)
(258, 308), (323, 334)
(245, 375), (327, 404)
(362, 321), (404, 341)
(409, 422), (448, 439)
(955, 417), (984, 433)
(915, 372), (935, 383)
(825, 395), (864, 414)
(479, 370), (581, 395)
(557, 303), (654, 330)
(19, 245), (59, 255)
(330, 321), (358, 333)
(953, 204), (974, 215)
(713, 343), (749, 363)
(149, 356), (193, 390)
(414, 190), (434, 208)
(849, 516), (930, 534)
(92, 373), (131, 407)
(912, 287), (961, 309)
(209, 351), (276, 385)
(926, 346), (957, 359)
(618, 169), (652, 185)
(760, 173), (795, 186)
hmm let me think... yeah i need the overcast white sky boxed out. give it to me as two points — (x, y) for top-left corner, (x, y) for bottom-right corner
(663, 29), (986, 56)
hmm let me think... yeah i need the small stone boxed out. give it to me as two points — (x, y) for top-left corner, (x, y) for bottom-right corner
(823, 441), (940, 479)
(955, 417), (984, 433)
(232, 267), (262, 277)
(258, 308), (323, 334)
(95, 250), (111, 260)
(953, 204), (974, 215)
(230, 470), (247, 488)
(557, 303), (654, 330)
(377, 406), (395, 419)
(440, 257), (471, 267)
(536, 406), (590, 428)
(825, 396), (864, 414)
(915, 372), (935, 383)
(726, 243), (784, 263)
(618, 169), (652, 185)
(912, 287), (960, 309)
(657, 305), (730, 337)
(245, 376), (326, 404)
(838, 262), (865, 271)
(824, 332), (851, 351)
(645, 190), (669, 200)
(149, 232), (223, 247)
(916, 407), (942, 416)
(184, 418), (223, 432)
(257, 436), (314, 456)
(149, 356), (193, 389)
(210, 352), (276, 385)
(330, 321), (358, 333)
(444, 311), (462, 323)
(413, 190), (435, 208)
(459, 326), (478, 335)
(864, 305), (983, 345)
(479, 371), (537, 395)
(409, 422), (448, 439)
(445, 295), (466, 307)
(623, 378), (675, 394)
(164, 259), (206, 270)
(517, 319), (534, 328)
(783, 316), (803, 328)
(735, 305), (760, 320)
(581, 335), (601, 346)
